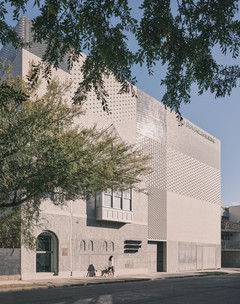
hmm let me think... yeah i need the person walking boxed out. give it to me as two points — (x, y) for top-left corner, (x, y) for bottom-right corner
(108, 255), (115, 276)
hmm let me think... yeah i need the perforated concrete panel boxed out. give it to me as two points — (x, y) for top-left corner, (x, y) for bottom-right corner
(70, 60), (137, 127)
(147, 188), (167, 240)
(167, 147), (221, 204)
(136, 91), (168, 240)
(167, 110), (220, 170)
(137, 135), (167, 189)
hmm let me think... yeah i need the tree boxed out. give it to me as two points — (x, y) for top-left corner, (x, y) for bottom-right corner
(0, 73), (150, 247)
(1, 0), (240, 113)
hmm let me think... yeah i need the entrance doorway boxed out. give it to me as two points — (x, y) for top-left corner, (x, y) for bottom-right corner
(156, 242), (165, 272)
(148, 241), (166, 272)
(36, 231), (58, 274)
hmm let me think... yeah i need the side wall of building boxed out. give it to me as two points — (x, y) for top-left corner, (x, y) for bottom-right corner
(166, 111), (221, 272)
(137, 89), (221, 273)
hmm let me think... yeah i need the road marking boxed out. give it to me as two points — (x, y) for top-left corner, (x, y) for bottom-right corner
(97, 295), (113, 304)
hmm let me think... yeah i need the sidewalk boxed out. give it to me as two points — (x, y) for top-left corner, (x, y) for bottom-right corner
(0, 268), (240, 293)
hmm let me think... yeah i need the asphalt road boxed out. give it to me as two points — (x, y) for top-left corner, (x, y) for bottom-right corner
(1, 275), (240, 304)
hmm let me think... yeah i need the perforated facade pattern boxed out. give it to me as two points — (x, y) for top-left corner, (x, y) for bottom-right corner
(167, 147), (221, 204)
(137, 135), (167, 189)
(148, 188), (167, 240)
(136, 92), (168, 240)
(136, 134), (167, 240)
(136, 90), (167, 191)
(167, 110), (220, 170)
(70, 61), (136, 126)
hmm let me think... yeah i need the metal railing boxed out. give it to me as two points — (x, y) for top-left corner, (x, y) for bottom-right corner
(221, 240), (240, 250)
(221, 220), (240, 232)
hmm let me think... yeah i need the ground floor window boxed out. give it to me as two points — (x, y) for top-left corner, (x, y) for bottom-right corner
(36, 231), (58, 273)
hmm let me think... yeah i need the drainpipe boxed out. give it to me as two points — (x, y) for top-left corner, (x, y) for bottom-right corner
(70, 201), (73, 276)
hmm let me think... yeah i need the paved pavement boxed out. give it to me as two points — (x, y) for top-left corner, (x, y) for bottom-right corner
(0, 268), (240, 293)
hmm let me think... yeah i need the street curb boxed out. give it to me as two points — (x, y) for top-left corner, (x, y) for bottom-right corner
(158, 272), (229, 280)
(0, 278), (151, 293)
(0, 272), (235, 293)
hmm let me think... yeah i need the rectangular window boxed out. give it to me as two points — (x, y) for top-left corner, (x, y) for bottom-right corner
(123, 190), (132, 211)
(113, 196), (122, 209)
(103, 194), (112, 207)
(123, 189), (131, 199)
(113, 191), (122, 209)
(101, 189), (132, 211)
(123, 198), (131, 211)
(103, 189), (113, 207)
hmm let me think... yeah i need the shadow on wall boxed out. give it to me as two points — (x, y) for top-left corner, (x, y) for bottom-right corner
(86, 264), (96, 277)
(86, 201), (125, 229)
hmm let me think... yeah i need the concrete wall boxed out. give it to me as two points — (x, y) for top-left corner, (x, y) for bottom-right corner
(0, 249), (21, 278)
(21, 191), (148, 279)
(179, 242), (220, 271)
(228, 206), (240, 223)
(166, 112), (221, 272)
(167, 193), (221, 244)
(222, 251), (240, 268)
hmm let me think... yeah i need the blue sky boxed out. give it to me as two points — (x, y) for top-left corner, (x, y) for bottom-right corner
(3, 1), (240, 206)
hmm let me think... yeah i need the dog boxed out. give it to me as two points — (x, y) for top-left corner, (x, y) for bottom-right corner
(101, 268), (109, 277)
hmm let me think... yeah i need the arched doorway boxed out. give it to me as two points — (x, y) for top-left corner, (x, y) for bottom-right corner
(36, 231), (58, 274)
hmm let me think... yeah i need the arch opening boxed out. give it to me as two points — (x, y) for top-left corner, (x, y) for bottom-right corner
(36, 231), (58, 274)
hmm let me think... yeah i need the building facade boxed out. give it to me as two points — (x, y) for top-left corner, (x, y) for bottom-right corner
(0, 17), (221, 280)
(137, 91), (221, 272)
(221, 206), (240, 267)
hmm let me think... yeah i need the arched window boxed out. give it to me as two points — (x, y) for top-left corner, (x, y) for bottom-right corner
(80, 240), (86, 251)
(36, 231), (58, 274)
(88, 240), (93, 251)
(109, 241), (114, 252)
(103, 241), (108, 252)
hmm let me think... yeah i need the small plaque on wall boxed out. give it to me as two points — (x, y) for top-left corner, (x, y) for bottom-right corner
(62, 248), (68, 256)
